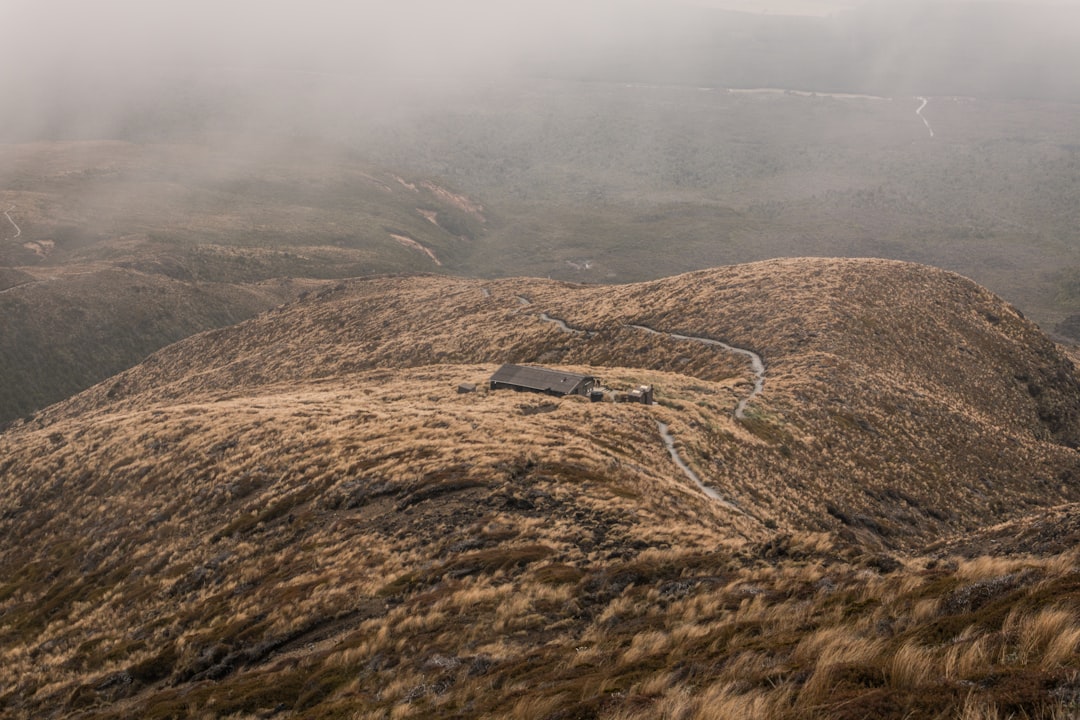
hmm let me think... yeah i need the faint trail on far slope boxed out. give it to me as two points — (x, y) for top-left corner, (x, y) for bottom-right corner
(0, 281), (38, 295)
(916, 97), (935, 138)
(389, 233), (441, 266)
(538, 313), (596, 337)
(4, 207), (21, 240)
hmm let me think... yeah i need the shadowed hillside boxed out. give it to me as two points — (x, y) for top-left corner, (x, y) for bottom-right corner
(1, 259), (1079, 718)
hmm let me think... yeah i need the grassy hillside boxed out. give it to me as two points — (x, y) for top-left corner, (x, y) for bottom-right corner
(0, 267), (309, 424)
(56, 260), (1080, 544)
(0, 140), (488, 423)
(0, 140), (482, 272)
(2, 260), (1079, 718)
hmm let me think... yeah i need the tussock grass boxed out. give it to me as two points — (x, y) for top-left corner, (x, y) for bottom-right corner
(2, 262), (1080, 717)
(39, 261), (1080, 556)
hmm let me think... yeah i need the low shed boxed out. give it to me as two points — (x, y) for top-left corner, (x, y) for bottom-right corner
(489, 364), (596, 397)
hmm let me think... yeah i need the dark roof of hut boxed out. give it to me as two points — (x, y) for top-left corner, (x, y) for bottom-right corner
(489, 364), (593, 395)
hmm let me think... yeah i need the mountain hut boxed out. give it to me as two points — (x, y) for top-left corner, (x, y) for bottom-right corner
(489, 364), (596, 397)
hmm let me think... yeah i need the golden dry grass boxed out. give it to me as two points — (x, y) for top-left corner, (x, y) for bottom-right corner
(44, 259), (1080, 548)
(2, 259), (1080, 718)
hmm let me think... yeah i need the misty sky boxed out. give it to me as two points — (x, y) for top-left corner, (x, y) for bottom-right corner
(694, 0), (1080, 10)
(3, 0), (1080, 142)
(5, 0), (1079, 76)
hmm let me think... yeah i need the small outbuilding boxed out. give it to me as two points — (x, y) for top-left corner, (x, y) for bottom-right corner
(489, 364), (596, 398)
(628, 385), (655, 405)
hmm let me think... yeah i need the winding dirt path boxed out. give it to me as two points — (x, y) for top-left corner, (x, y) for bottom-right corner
(916, 96), (935, 138)
(521, 297), (766, 505)
(526, 300), (766, 420)
(0, 281), (37, 296)
(538, 313), (596, 337)
(629, 324), (765, 420)
(4, 207), (21, 240)
(658, 421), (744, 508)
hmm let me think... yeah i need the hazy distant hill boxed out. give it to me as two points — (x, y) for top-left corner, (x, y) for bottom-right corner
(5, 1), (1079, 143)
(0, 140), (488, 423)
(346, 79), (1080, 338)
(539, 2), (1080, 102)
(2, 259), (1079, 718)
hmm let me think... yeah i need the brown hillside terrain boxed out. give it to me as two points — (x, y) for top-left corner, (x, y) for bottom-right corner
(53, 258), (1080, 544)
(926, 501), (1080, 558)
(0, 265), (314, 423)
(0, 140), (487, 422)
(1, 259), (1079, 718)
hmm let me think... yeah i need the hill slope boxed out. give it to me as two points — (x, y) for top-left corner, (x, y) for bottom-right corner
(1, 259), (1079, 718)
(53, 258), (1080, 542)
(0, 140), (488, 423)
